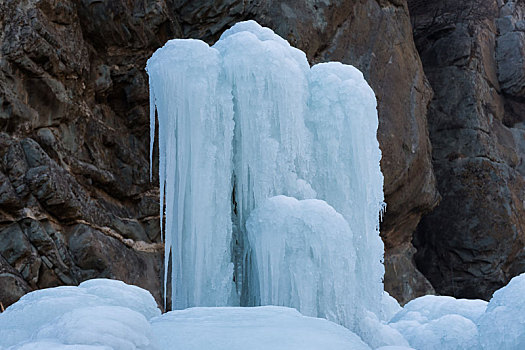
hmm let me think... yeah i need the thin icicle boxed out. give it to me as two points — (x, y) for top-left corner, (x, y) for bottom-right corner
(148, 76), (156, 182)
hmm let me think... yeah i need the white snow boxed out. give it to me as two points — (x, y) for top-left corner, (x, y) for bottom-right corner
(151, 306), (371, 350)
(0, 279), (160, 349)
(380, 292), (403, 322)
(0, 281), (371, 350)
(388, 295), (487, 350)
(2, 275), (525, 349)
(478, 273), (525, 349)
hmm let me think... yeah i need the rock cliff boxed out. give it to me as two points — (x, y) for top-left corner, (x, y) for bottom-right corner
(409, 0), (525, 300)
(3, 0), (523, 308)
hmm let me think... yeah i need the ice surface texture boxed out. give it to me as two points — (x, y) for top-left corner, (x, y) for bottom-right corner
(146, 20), (385, 336)
(0, 279), (161, 349)
(2, 275), (525, 349)
(0, 280), (372, 350)
(152, 306), (372, 350)
(388, 295), (487, 350)
(147, 39), (235, 309)
(478, 272), (525, 349)
(246, 196), (357, 323)
(386, 273), (525, 350)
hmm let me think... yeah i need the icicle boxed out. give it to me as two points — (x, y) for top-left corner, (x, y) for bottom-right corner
(146, 39), (235, 309)
(148, 75), (156, 182)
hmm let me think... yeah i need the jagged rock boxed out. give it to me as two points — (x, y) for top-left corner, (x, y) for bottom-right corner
(496, 31), (525, 96)
(0, 223), (41, 286)
(67, 224), (162, 303)
(0, 171), (20, 209)
(0, 254), (31, 307)
(409, 0), (525, 299)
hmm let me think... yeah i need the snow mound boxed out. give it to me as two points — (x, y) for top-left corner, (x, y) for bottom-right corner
(388, 295), (487, 350)
(478, 273), (525, 349)
(2, 275), (525, 349)
(0, 280), (372, 350)
(151, 306), (371, 350)
(0, 279), (160, 349)
(380, 292), (403, 322)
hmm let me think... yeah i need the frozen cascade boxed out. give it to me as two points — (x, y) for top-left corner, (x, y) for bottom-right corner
(147, 20), (385, 335)
(146, 39), (235, 309)
(245, 196), (358, 323)
(213, 22), (317, 303)
(306, 62), (385, 321)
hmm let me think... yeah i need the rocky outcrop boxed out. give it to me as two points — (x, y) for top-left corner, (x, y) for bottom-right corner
(0, 0), (166, 307)
(409, 0), (525, 299)
(0, 0), (438, 306)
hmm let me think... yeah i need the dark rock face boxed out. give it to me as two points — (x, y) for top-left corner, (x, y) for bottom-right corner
(0, 0), (166, 307)
(409, 0), (525, 299)
(0, 0), (438, 306)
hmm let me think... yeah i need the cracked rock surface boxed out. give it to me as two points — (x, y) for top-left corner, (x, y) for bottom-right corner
(409, 0), (525, 299)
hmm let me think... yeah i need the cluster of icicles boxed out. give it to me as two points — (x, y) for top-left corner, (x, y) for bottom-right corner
(147, 20), (385, 337)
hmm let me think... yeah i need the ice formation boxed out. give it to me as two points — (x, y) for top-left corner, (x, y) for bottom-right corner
(146, 20), (385, 337)
(2, 275), (525, 349)
(387, 295), (487, 350)
(245, 196), (357, 324)
(147, 39), (235, 308)
(478, 272), (525, 348)
(0, 279), (160, 349)
(152, 306), (372, 350)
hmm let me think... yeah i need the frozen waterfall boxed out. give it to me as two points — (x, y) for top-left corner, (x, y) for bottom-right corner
(147, 20), (385, 333)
